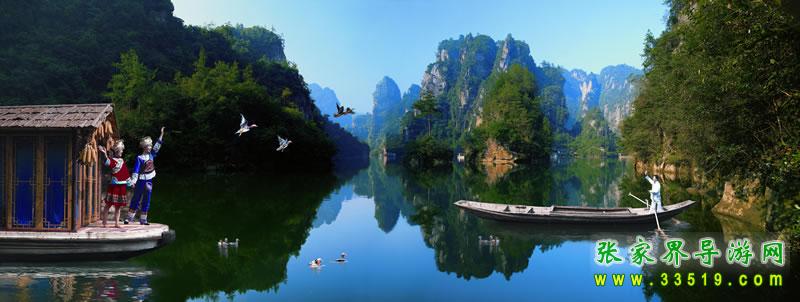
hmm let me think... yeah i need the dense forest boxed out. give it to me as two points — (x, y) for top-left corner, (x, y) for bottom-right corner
(0, 0), (367, 171)
(621, 0), (800, 241)
(466, 64), (552, 162)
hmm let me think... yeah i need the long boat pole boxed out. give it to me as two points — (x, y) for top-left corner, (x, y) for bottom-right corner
(628, 193), (661, 231)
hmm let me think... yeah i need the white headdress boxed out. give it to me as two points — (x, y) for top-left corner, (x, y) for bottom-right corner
(140, 136), (153, 149)
(112, 140), (125, 153)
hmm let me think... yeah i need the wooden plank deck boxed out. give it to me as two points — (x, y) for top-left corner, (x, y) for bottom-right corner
(0, 223), (169, 241)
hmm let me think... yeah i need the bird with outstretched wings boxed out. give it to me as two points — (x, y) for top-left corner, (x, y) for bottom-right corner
(277, 135), (292, 152)
(334, 103), (355, 118)
(235, 114), (258, 136)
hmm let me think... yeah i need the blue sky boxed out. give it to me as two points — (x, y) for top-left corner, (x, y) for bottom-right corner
(171, 0), (667, 112)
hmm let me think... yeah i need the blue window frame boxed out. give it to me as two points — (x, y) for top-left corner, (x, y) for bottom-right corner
(44, 136), (68, 228)
(13, 136), (36, 228)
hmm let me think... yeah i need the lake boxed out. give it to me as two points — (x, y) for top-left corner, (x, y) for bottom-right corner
(1, 158), (795, 301)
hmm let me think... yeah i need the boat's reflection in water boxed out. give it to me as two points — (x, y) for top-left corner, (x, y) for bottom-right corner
(0, 262), (152, 301)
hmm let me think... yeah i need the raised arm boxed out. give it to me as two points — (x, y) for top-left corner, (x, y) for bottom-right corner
(98, 146), (111, 167)
(153, 127), (165, 156)
(644, 175), (654, 185)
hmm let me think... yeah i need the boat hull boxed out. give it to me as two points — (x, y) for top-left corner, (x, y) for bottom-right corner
(454, 200), (696, 225)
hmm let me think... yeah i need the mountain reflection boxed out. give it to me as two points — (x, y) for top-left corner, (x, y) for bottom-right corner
(5, 157), (789, 302)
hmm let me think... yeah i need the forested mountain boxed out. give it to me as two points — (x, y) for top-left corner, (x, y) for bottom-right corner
(570, 108), (617, 157)
(369, 79), (421, 149)
(621, 0), (800, 241)
(0, 0), (367, 171)
(398, 34), (568, 164)
(369, 77), (402, 146)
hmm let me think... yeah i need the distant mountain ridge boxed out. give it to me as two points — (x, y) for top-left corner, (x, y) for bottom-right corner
(310, 79), (420, 149)
(309, 83), (352, 127)
(562, 64), (642, 132)
(314, 36), (641, 158)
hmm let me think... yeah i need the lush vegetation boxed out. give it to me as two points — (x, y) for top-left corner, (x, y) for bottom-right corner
(0, 0), (366, 172)
(413, 91), (440, 136)
(404, 135), (453, 169)
(621, 0), (800, 242)
(391, 35), (567, 167)
(108, 50), (335, 171)
(570, 108), (617, 157)
(469, 64), (551, 161)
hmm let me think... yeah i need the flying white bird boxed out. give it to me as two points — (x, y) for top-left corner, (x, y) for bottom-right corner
(235, 114), (258, 136)
(277, 135), (292, 152)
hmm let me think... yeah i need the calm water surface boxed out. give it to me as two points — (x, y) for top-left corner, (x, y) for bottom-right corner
(1, 158), (796, 301)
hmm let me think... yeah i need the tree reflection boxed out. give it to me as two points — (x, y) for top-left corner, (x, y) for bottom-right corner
(133, 173), (349, 301)
(386, 157), (717, 281)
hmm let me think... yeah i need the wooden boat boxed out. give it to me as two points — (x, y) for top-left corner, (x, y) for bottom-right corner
(454, 200), (696, 224)
(0, 223), (175, 262)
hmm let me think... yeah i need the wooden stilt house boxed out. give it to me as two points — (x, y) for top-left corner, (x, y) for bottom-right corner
(0, 103), (117, 232)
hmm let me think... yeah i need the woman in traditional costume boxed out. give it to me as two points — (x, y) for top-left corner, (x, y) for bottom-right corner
(99, 140), (131, 228)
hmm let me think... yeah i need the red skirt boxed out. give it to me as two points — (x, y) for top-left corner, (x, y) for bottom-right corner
(105, 184), (128, 207)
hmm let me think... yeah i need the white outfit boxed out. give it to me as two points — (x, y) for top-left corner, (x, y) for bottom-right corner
(645, 176), (664, 213)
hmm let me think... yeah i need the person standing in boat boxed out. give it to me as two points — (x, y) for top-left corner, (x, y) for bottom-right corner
(98, 140), (131, 228)
(126, 127), (165, 225)
(644, 172), (664, 213)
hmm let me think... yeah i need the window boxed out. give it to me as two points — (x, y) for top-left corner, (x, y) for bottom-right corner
(13, 136), (36, 228)
(44, 136), (68, 229)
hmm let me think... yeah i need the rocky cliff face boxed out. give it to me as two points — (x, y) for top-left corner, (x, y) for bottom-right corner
(562, 69), (601, 130)
(482, 138), (518, 164)
(417, 34), (567, 146)
(401, 84), (421, 112)
(713, 179), (768, 230)
(562, 64), (641, 132)
(369, 77), (402, 146)
(421, 34), (497, 137)
(598, 65), (642, 132)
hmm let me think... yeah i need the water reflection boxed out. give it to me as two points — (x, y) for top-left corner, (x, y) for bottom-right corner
(2, 157), (796, 301)
(376, 158), (659, 280)
(133, 173), (347, 301)
(0, 262), (153, 301)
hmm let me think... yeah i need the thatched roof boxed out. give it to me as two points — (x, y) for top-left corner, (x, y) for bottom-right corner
(0, 103), (113, 129)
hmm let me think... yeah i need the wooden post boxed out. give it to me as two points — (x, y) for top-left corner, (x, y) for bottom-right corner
(67, 137), (73, 231)
(34, 135), (43, 230)
(79, 159), (85, 227)
(4, 138), (11, 230)
(92, 160), (98, 223)
(95, 159), (101, 222)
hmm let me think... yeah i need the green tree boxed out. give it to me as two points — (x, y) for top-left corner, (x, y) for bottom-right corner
(413, 91), (439, 136)
(571, 108), (617, 157)
(621, 0), (800, 243)
(106, 50), (336, 171)
(478, 64), (551, 161)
